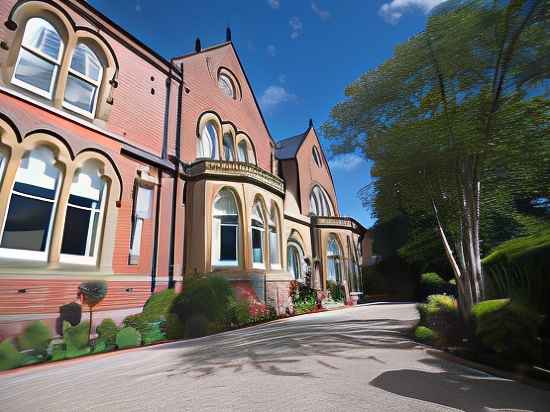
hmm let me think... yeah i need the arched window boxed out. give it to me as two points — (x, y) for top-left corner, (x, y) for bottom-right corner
(0, 146), (8, 184)
(222, 133), (235, 161)
(0, 146), (61, 260)
(309, 185), (333, 217)
(312, 146), (322, 167)
(218, 74), (235, 99)
(287, 242), (304, 280)
(251, 202), (265, 268)
(197, 122), (218, 159)
(268, 204), (280, 268)
(60, 161), (107, 264)
(12, 18), (64, 99)
(63, 43), (103, 117)
(237, 140), (248, 163)
(327, 235), (342, 283)
(212, 189), (239, 266)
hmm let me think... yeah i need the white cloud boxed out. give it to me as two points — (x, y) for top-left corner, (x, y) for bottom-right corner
(289, 16), (303, 39)
(311, 2), (331, 21)
(267, 45), (277, 57)
(259, 85), (296, 111)
(329, 153), (366, 172)
(268, 0), (280, 9)
(379, 0), (445, 24)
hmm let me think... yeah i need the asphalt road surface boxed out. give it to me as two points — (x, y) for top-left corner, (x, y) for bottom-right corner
(2, 303), (549, 411)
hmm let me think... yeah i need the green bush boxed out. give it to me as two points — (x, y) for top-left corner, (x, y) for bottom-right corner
(419, 272), (457, 300)
(415, 326), (438, 343)
(416, 294), (462, 347)
(184, 314), (210, 338)
(58, 302), (82, 334)
(17, 321), (51, 358)
(294, 296), (317, 314)
(327, 280), (345, 302)
(123, 313), (152, 336)
(471, 299), (543, 363)
(142, 321), (167, 345)
(170, 276), (234, 329)
(63, 321), (90, 358)
(51, 343), (66, 361)
(164, 313), (185, 340)
(225, 297), (251, 328)
(0, 339), (23, 371)
(142, 289), (176, 320)
(116, 327), (141, 349)
(96, 318), (118, 348)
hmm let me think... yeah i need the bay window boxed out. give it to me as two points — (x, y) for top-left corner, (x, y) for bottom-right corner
(0, 146), (61, 260)
(212, 189), (239, 267)
(11, 18), (64, 99)
(251, 202), (265, 268)
(60, 162), (106, 264)
(197, 122), (218, 159)
(327, 235), (342, 283)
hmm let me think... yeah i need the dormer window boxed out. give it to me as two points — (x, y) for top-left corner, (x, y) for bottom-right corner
(218, 74), (235, 99)
(11, 18), (64, 99)
(63, 43), (103, 117)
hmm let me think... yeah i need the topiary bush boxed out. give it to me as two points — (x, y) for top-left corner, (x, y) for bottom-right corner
(0, 339), (22, 371)
(419, 272), (457, 300)
(142, 289), (176, 321)
(170, 276), (235, 332)
(164, 313), (185, 340)
(415, 326), (438, 343)
(471, 299), (543, 363)
(78, 280), (108, 345)
(416, 294), (462, 347)
(116, 327), (142, 349)
(123, 313), (152, 336)
(96, 318), (119, 348)
(184, 314), (210, 338)
(63, 321), (90, 358)
(225, 297), (251, 328)
(57, 302), (82, 335)
(141, 321), (167, 345)
(16, 321), (51, 358)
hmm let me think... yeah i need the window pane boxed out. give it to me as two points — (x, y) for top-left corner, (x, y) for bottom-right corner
(1, 194), (53, 251)
(71, 43), (102, 81)
(220, 225), (237, 261)
(252, 228), (263, 263)
(64, 74), (96, 113)
(218, 75), (235, 98)
(13, 182), (56, 200)
(130, 218), (144, 257)
(237, 141), (248, 162)
(61, 206), (91, 255)
(23, 18), (62, 61)
(269, 229), (279, 265)
(14, 48), (56, 93)
(223, 134), (234, 161)
(135, 186), (153, 219)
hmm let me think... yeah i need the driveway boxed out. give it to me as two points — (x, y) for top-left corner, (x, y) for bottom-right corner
(1, 303), (549, 411)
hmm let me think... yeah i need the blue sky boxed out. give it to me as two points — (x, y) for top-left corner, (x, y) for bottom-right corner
(89, 0), (445, 228)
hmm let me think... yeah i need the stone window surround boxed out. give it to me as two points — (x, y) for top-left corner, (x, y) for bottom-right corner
(0, 120), (121, 274)
(1, 2), (118, 124)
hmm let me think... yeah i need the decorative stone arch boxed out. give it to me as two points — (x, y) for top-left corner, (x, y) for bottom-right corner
(250, 193), (269, 269)
(326, 232), (345, 285)
(208, 185), (245, 270)
(236, 132), (256, 165)
(268, 200), (283, 269)
(216, 66), (242, 101)
(221, 122), (237, 161)
(309, 183), (336, 217)
(196, 111), (223, 160)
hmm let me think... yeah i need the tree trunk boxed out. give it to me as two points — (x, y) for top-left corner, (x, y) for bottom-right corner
(88, 307), (93, 346)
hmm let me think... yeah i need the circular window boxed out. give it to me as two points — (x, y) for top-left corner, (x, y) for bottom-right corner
(218, 74), (235, 99)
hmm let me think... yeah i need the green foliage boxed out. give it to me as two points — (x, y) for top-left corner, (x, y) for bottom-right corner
(415, 326), (437, 343)
(63, 321), (90, 357)
(164, 313), (185, 340)
(51, 343), (66, 361)
(289, 280), (318, 314)
(327, 280), (345, 302)
(116, 327), (142, 349)
(419, 272), (457, 300)
(0, 339), (22, 371)
(92, 339), (108, 354)
(96, 318), (119, 348)
(142, 289), (176, 321)
(78, 281), (108, 307)
(184, 314), (210, 338)
(141, 321), (167, 345)
(471, 299), (543, 363)
(225, 297), (251, 328)
(170, 275), (235, 329)
(123, 313), (152, 336)
(59, 302), (82, 327)
(16, 321), (51, 358)
(294, 297), (317, 315)
(417, 295), (461, 347)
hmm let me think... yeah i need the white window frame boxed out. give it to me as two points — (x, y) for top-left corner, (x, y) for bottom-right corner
(218, 74), (235, 99)
(62, 43), (103, 118)
(223, 133), (235, 162)
(287, 241), (304, 280)
(212, 190), (239, 267)
(327, 236), (342, 283)
(0, 162), (61, 262)
(251, 203), (265, 269)
(197, 122), (218, 160)
(268, 208), (281, 269)
(128, 184), (154, 265)
(11, 18), (64, 100)
(59, 183), (107, 265)
(237, 140), (248, 163)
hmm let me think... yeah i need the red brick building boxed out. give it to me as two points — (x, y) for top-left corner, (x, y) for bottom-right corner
(0, 0), (368, 337)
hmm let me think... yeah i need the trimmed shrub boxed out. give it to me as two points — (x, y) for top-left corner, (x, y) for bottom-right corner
(416, 294), (461, 347)
(225, 297), (251, 328)
(63, 321), (90, 358)
(96, 318), (118, 348)
(16, 321), (51, 358)
(123, 313), (152, 336)
(116, 327), (141, 349)
(415, 326), (438, 343)
(184, 314), (210, 338)
(51, 343), (66, 361)
(142, 321), (166, 345)
(0, 339), (22, 371)
(471, 299), (543, 363)
(419, 272), (457, 300)
(142, 289), (176, 320)
(92, 339), (108, 353)
(164, 313), (185, 340)
(170, 276), (234, 328)
(327, 280), (345, 302)
(58, 302), (82, 335)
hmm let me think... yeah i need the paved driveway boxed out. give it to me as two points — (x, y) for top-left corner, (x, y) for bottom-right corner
(1, 303), (549, 411)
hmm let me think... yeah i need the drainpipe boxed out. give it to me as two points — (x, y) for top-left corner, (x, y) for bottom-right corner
(168, 63), (184, 289)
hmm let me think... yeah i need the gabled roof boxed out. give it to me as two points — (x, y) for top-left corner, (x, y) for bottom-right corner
(275, 131), (308, 160)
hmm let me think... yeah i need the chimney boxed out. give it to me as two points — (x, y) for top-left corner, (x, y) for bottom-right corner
(195, 38), (202, 53)
(226, 27), (232, 42)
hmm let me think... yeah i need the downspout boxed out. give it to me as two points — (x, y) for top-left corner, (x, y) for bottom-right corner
(168, 63), (184, 289)
(151, 66), (173, 292)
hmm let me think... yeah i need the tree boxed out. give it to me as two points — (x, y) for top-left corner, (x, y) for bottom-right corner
(323, 0), (549, 318)
(78, 281), (108, 345)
